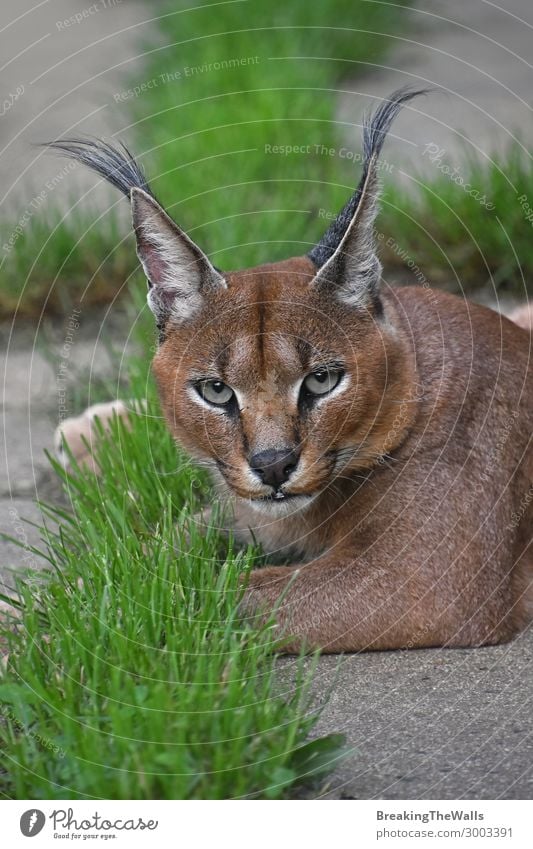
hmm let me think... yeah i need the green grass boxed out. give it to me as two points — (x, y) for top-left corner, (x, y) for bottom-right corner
(0, 310), (345, 799)
(0, 0), (412, 317)
(381, 144), (533, 296)
(0, 200), (130, 318)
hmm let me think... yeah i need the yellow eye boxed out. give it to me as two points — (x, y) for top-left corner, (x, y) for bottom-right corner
(303, 367), (343, 396)
(198, 379), (234, 405)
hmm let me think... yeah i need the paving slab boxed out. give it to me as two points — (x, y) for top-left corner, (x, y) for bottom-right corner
(338, 0), (533, 179)
(0, 497), (48, 590)
(1, 311), (134, 497)
(288, 628), (532, 799)
(0, 0), (154, 217)
(0, 0), (148, 603)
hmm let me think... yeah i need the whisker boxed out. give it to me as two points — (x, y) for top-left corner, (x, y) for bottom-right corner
(153, 459), (217, 477)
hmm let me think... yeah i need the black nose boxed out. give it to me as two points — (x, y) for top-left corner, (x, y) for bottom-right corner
(249, 447), (300, 489)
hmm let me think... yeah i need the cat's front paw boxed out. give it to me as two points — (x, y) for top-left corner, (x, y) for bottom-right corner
(54, 400), (128, 473)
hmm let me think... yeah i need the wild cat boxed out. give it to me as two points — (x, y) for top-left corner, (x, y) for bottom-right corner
(52, 89), (532, 653)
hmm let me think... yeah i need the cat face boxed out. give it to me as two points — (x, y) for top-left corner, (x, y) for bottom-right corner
(152, 255), (408, 511)
(124, 89), (425, 510)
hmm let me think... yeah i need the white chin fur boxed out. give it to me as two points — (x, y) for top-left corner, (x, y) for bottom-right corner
(246, 494), (315, 516)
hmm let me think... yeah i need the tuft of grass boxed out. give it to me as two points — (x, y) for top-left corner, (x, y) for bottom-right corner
(380, 144), (533, 296)
(0, 198), (132, 318)
(0, 319), (346, 799)
(0, 0), (411, 317)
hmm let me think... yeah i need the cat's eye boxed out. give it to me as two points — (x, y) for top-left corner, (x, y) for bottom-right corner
(303, 367), (344, 397)
(197, 379), (234, 406)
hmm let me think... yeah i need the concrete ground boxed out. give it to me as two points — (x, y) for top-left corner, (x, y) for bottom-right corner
(0, 312), (134, 589)
(338, 0), (533, 182)
(1, 0), (149, 579)
(1, 0), (532, 801)
(0, 0), (152, 215)
(289, 630), (533, 799)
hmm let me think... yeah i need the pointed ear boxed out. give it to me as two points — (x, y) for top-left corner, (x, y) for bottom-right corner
(309, 88), (431, 311)
(311, 160), (382, 311)
(130, 187), (225, 327)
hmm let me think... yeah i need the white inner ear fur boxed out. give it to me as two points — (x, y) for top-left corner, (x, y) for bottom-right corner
(131, 187), (225, 324)
(140, 217), (204, 323)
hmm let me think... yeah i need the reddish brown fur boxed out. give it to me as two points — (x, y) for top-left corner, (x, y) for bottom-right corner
(152, 257), (533, 652)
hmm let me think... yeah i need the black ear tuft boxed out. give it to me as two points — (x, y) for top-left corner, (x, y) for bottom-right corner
(308, 87), (431, 269)
(41, 137), (155, 200)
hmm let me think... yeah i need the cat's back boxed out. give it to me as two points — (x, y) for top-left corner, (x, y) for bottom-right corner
(390, 285), (531, 404)
(389, 285), (532, 476)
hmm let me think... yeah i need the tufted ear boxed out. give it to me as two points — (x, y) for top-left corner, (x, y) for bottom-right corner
(41, 137), (226, 329)
(310, 161), (382, 311)
(309, 87), (429, 313)
(131, 188), (226, 327)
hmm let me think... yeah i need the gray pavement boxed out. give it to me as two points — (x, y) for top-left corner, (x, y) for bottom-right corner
(0, 312), (133, 588)
(338, 0), (533, 182)
(287, 630), (533, 799)
(0, 0), (151, 216)
(1, 0), (152, 574)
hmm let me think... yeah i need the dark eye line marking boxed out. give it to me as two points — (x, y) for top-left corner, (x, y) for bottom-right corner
(214, 346), (230, 375)
(295, 338), (314, 368)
